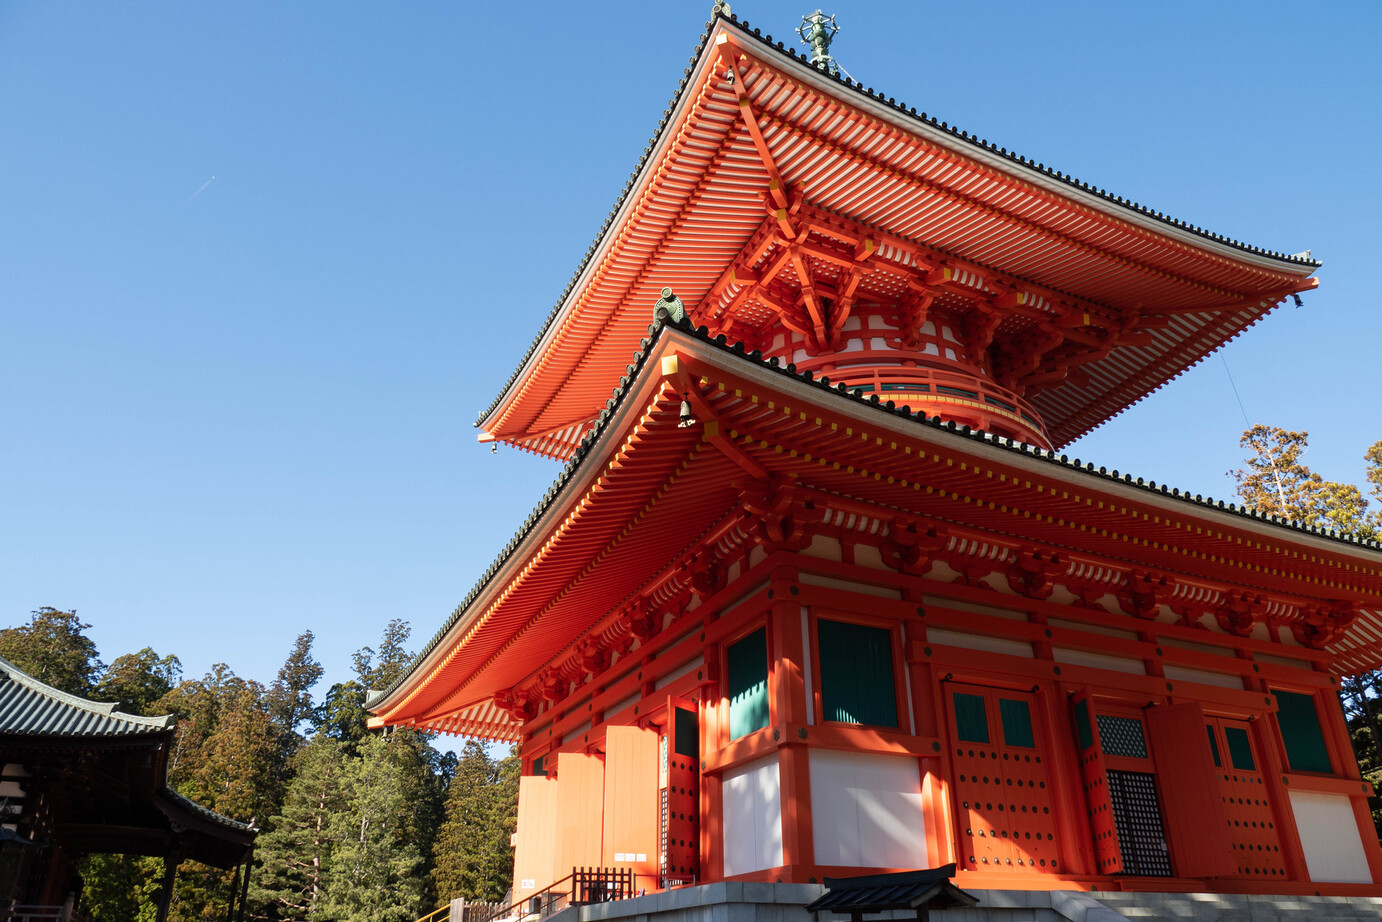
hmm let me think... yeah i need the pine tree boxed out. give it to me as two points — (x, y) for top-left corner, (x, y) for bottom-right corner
(319, 735), (427, 922)
(316, 681), (370, 752)
(431, 742), (519, 904)
(1230, 425), (1382, 538)
(155, 665), (279, 921)
(264, 631), (325, 797)
(351, 618), (413, 690)
(249, 736), (348, 920)
(266, 630), (324, 739)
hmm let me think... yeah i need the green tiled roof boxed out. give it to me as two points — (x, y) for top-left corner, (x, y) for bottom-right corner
(0, 655), (175, 737)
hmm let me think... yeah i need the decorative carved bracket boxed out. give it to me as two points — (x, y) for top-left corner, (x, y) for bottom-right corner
(880, 517), (948, 575)
(740, 475), (824, 553)
(1119, 570), (1175, 620)
(1006, 548), (1064, 600)
(620, 600), (661, 643)
(493, 688), (538, 722)
(1293, 601), (1359, 649)
(579, 641), (610, 678)
(684, 549), (727, 599)
(1215, 590), (1265, 637)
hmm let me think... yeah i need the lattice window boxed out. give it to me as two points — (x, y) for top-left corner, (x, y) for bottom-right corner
(1097, 715), (1148, 758)
(1107, 770), (1171, 876)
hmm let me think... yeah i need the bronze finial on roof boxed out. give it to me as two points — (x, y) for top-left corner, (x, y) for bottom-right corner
(797, 10), (840, 76)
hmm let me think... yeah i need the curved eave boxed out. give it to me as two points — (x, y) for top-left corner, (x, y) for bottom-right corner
(384, 323), (1382, 735)
(478, 13), (1317, 459)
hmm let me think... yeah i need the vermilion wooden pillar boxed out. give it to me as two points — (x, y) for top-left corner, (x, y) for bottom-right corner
(700, 641), (724, 882)
(904, 590), (953, 868)
(771, 566), (813, 873)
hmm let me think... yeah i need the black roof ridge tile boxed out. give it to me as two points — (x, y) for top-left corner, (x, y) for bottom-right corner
(475, 12), (1318, 432)
(379, 311), (1377, 712)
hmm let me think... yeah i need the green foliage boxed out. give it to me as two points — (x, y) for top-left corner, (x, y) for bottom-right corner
(318, 734), (427, 922)
(265, 631), (325, 797)
(317, 680), (370, 751)
(78, 854), (164, 922)
(431, 742), (519, 904)
(158, 665), (280, 824)
(267, 630), (324, 739)
(0, 607), (103, 694)
(95, 647), (182, 715)
(1231, 425), (1382, 539)
(351, 618), (413, 691)
(2, 612), (485, 920)
(250, 736), (349, 920)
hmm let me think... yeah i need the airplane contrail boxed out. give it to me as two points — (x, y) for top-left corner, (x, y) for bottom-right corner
(185, 176), (216, 204)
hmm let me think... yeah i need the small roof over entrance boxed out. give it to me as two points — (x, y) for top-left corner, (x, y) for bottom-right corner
(804, 865), (979, 921)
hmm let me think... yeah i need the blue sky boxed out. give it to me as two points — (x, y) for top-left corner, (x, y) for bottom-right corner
(3, 1), (1380, 729)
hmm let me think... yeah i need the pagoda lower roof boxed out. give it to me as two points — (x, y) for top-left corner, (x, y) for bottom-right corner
(374, 320), (1382, 739)
(477, 11), (1317, 460)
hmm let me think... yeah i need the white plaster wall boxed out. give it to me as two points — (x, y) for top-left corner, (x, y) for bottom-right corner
(809, 749), (927, 869)
(1052, 647), (1146, 675)
(1289, 791), (1374, 883)
(722, 755), (783, 876)
(1162, 664), (1244, 690)
(926, 628), (1034, 659)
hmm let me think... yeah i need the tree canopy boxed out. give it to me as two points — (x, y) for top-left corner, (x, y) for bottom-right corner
(0, 609), (517, 920)
(1231, 425), (1382, 539)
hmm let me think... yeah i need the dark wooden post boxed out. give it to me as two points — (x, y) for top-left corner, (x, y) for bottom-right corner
(235, 842), (254, 922)
(155, 853), (177, 922)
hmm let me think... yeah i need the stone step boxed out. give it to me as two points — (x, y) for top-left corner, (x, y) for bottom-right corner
(1088, 891), (1382, 922)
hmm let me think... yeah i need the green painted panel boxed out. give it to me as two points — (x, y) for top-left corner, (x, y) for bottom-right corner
(1225, 726), (1255, 771)
(953, 693), (989, 743)
(1074, 698), (1094, 751)
(1273, 690), (1332, 774)
(532, 755), (546, 777)
(1206, 725), (1221, 767)
(818, 619), (897, 727)
(674, 706), (698, 758)
(999, 697), (1035, 748)
(728, 627), (769, 740)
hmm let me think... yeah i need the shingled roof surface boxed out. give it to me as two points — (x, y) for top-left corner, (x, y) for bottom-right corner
(374, 316), (1382, 713)
(477, 5), (1320, 431)
(161, 787), (257, 833)
(0, 655), (175, 737)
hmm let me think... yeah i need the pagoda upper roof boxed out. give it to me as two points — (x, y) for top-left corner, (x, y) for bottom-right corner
(477, 9), (1317, 459)
(375, 318), (1382, 740)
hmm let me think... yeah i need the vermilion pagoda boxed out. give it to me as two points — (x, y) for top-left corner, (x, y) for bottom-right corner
(370, 7), (1382, 901)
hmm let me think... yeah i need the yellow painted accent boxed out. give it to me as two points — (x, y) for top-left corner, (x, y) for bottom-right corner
(661, 355), (680, 376)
